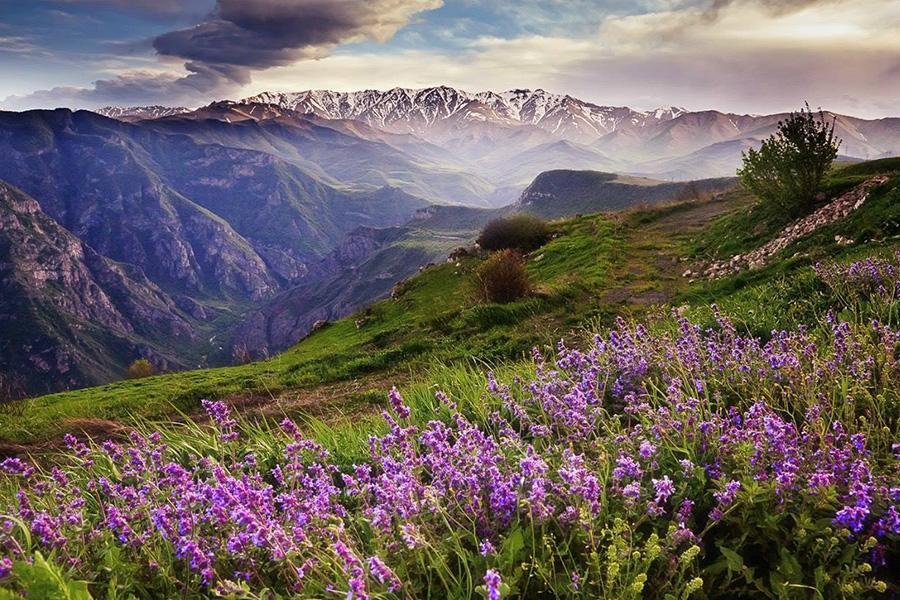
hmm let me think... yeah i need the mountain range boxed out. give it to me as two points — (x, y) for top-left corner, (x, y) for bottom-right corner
(1, 86), (897, 396)
(102, 86), (900, 183)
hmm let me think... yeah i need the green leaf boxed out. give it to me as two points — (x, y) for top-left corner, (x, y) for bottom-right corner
(499, 527), (526, 569)
(12, 552), (92, 600)
(718, 545), (744, 573)
(778, 548), (802, 583)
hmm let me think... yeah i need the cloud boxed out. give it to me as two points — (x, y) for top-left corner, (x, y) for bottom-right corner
(155, 0), (442, 74)
(4, 0), (900, 117)
(0, 36), (43, 55)
(49, 0), (214, 20)
(244, 0), (900, 118)
(4, 0), (442, 109)
(1, 68), (234, 110)
(706, 0), (837, 17)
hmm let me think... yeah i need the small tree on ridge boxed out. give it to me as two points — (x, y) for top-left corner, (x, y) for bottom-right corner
(737, 103), (841, 216)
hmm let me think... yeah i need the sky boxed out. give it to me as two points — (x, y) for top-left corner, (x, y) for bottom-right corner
(0, 0), (898, 117)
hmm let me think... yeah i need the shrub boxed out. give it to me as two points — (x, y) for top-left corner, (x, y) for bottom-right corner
(472, 250), (531, 304)
(737, 102), (841, 216)
(125, 358), (157, 379)
(477, 214), (550, 253)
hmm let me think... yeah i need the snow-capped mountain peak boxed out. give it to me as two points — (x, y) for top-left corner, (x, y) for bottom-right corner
(238, 87), (684, 143)
(647, 106), (688, 120)
(96, 105), (189, 122)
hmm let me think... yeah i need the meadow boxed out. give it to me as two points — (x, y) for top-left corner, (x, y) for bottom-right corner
(0, 160), (898, 598)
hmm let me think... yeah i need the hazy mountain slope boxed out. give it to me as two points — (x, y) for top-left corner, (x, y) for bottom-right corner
(0, 181), (196, 397)
(636, 110), (765, 158)
(631, 139), (759, 180)
(227, 213), (482, 359)
(226, 171), (742, 357)
(0, 109), (280, 300)
(150, 105), (497, 207)
(488, 140), (621, 186)
(516, 170), (737, 218)
(133, 126), (430, 276)
(0, 109), (433, 288)
(228, 228), (447, 359)
(0, 109), (437, 393)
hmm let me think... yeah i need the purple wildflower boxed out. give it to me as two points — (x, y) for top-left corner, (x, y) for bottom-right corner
(484, 569), (502, 600)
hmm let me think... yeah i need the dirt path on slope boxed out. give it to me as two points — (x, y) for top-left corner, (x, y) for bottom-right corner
(602, 196), (737, 307)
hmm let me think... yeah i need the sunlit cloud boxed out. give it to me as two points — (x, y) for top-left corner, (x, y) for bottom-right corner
(2, 0), (898, 117)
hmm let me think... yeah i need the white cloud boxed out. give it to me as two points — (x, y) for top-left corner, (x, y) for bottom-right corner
(5, 0), (900, 117)
(246, 0), (900, 117)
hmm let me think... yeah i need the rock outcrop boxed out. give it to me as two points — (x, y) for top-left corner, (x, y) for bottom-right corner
(698, 176), (889, 279)
(0, 181), (195, 396)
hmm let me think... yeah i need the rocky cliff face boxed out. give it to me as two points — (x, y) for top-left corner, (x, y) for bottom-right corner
(0, 109), (432, 395)
(0, 110), (280, 300)
(227, 226), (428, 359)
(0, 181), (195, 396)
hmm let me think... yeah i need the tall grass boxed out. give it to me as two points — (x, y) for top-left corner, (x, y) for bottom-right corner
(0, 254), (897, 599)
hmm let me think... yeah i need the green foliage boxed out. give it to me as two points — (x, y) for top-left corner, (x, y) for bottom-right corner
(5, 553), (92, 600)
(472, 250), (532, 304)
(476, 214), (551, 253)
(1, 169), (899, 597)
(124, 359), (157, 380)
(738, 103), (841, 216)
(1, 272), (896, 597)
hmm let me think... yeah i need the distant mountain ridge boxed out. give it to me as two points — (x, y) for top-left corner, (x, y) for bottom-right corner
(99, 87), (899, 183)
(236, 88), (899, 163)
(242, 87), (687, 143)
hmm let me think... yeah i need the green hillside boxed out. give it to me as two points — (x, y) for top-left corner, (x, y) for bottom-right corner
(0, 159), (898, 600)
(1, 159), (898, 447)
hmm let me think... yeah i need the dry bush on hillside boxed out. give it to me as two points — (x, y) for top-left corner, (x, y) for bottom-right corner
(472, 250), (532, 304)
(126, 359), (158, 380)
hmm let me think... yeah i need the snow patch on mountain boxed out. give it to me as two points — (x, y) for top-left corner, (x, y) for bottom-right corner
(97, 106), (189, 121)
(239, 87), (686, 142)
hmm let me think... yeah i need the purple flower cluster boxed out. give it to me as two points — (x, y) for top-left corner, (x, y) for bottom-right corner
(0, 309), (896, 597)
(815, 251), (900, 316)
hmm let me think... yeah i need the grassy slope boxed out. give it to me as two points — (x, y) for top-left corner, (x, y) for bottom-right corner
(2, 158), (899, 445)
(682, 157), (900, 335)
(0, 205), (696, 444)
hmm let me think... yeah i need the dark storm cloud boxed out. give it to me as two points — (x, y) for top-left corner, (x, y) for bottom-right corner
(51, 0), (214, 20)
(3, 0), (442, 108)
(154, 0), (443, 77)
